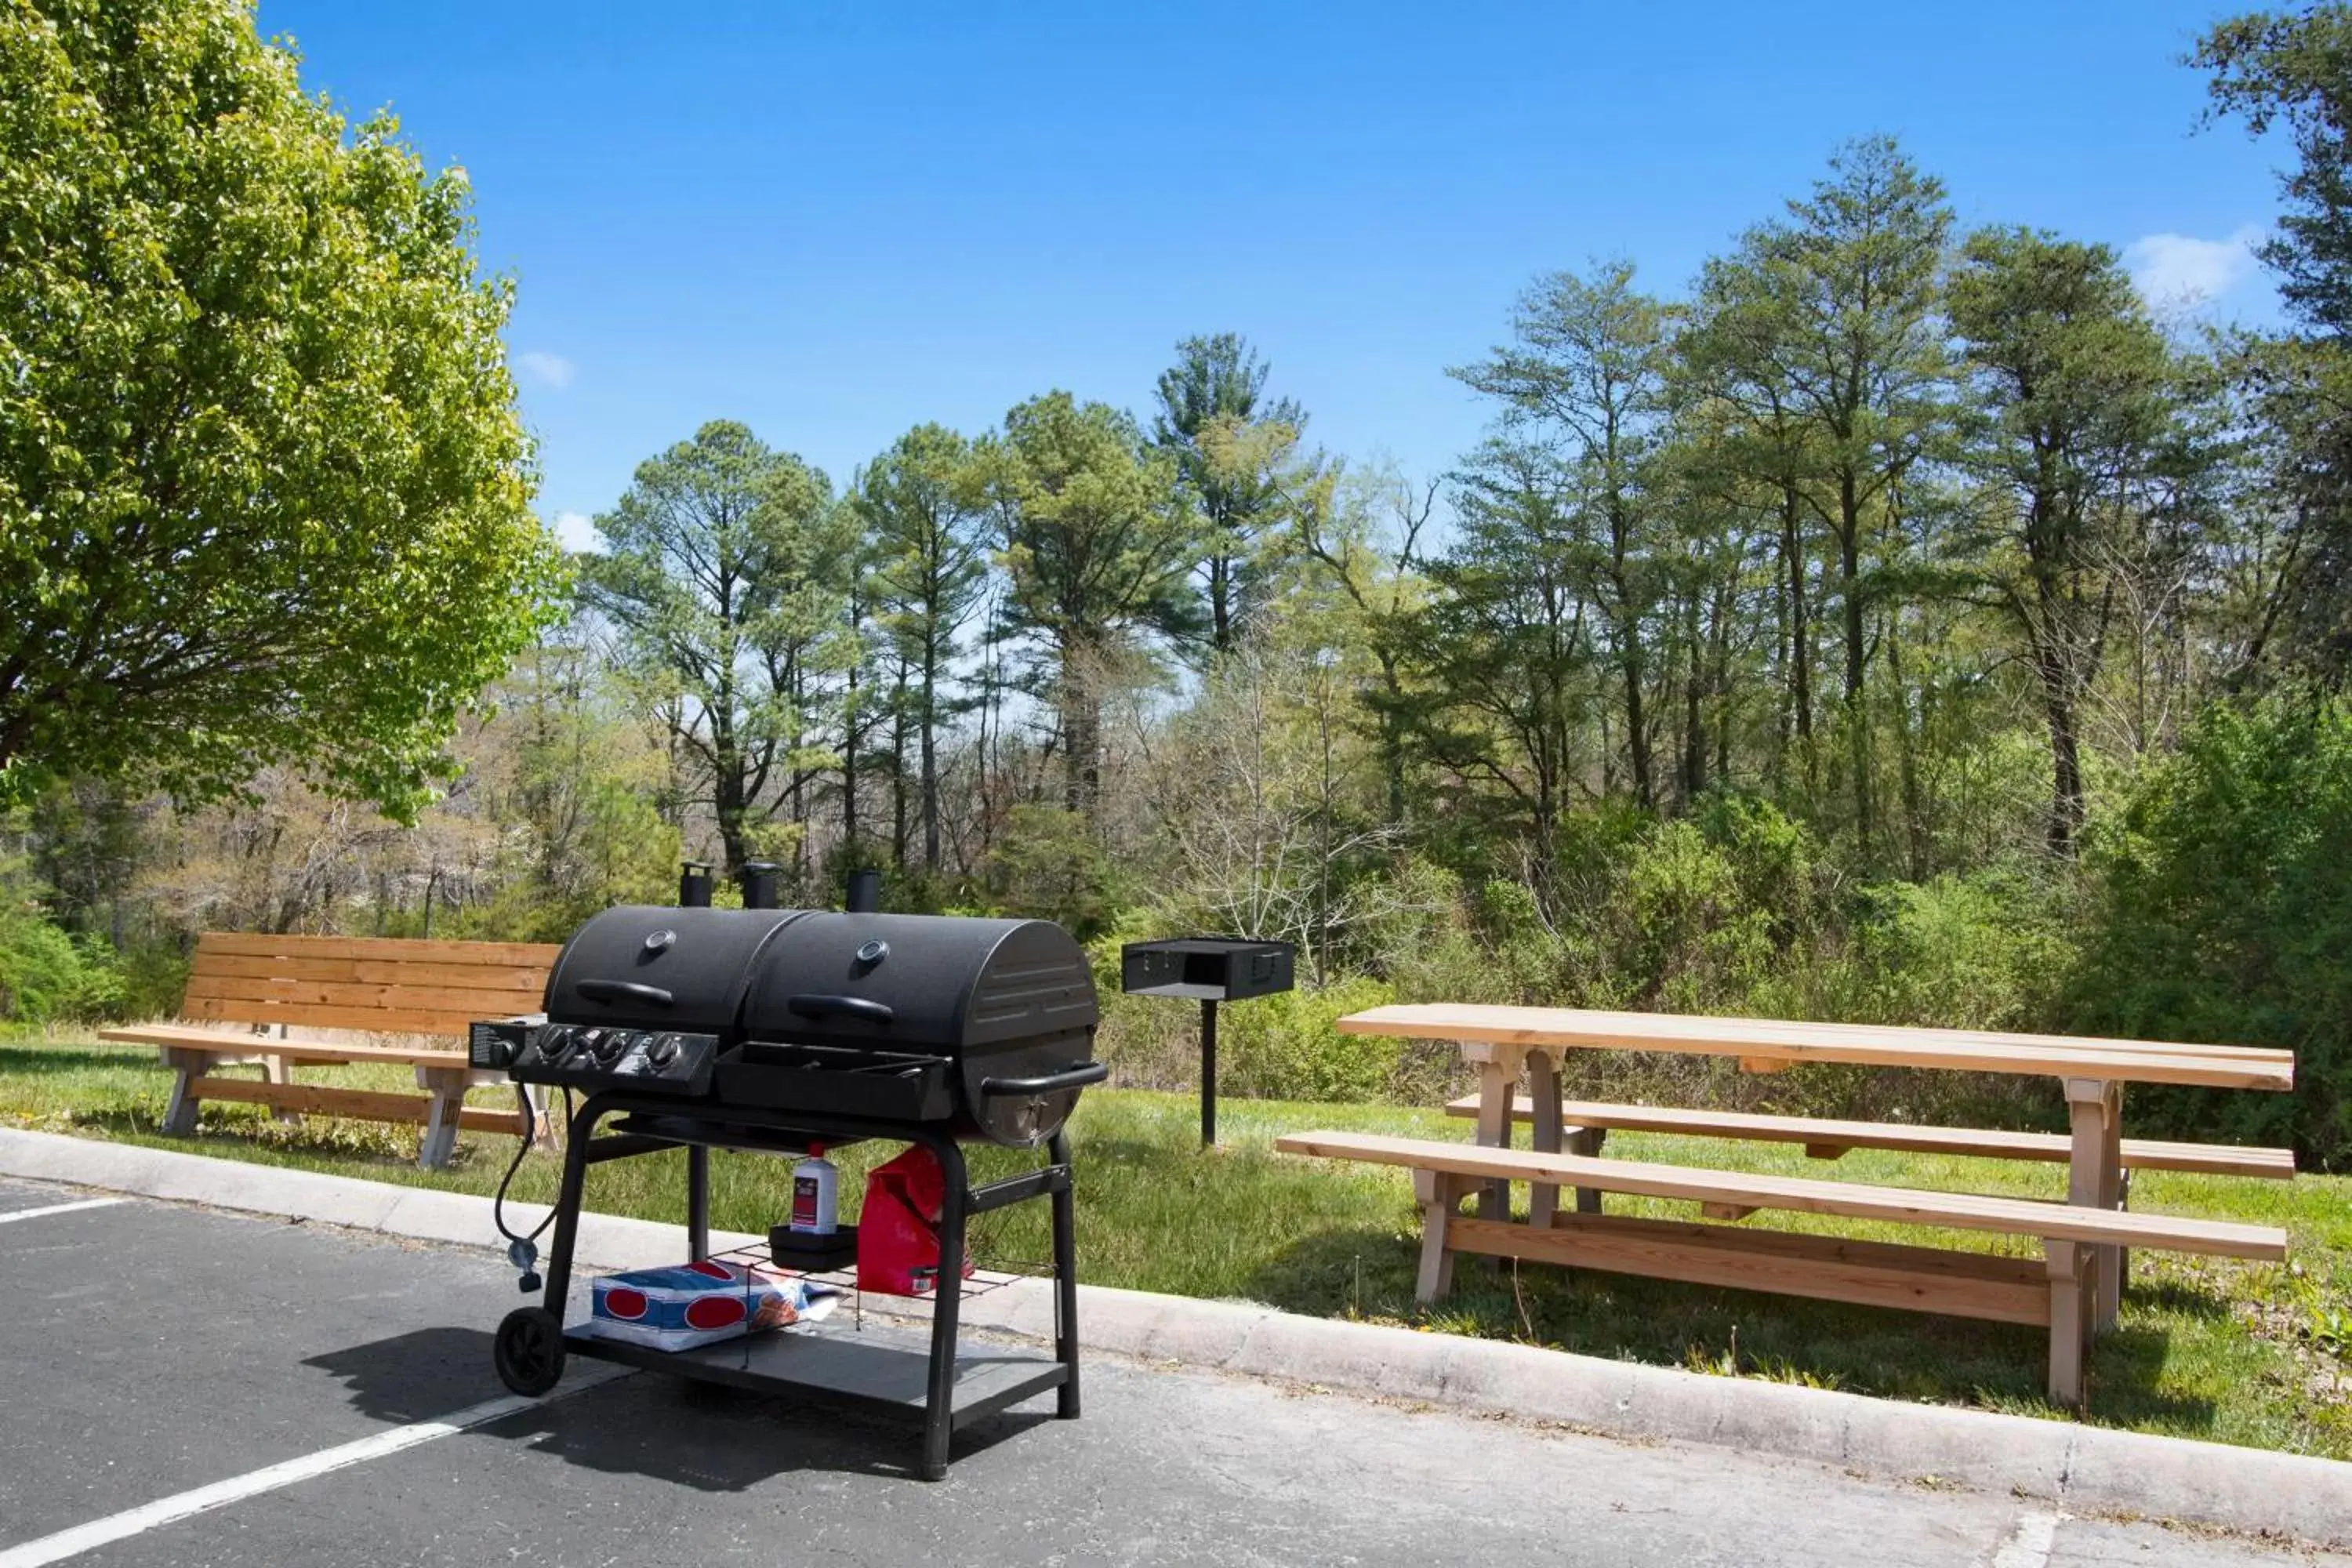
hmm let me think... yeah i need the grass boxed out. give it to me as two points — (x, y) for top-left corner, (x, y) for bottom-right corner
(4, 1028), (2349, 1459)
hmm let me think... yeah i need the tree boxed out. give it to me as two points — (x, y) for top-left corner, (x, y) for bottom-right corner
(1152, 334), (1305, 655)
(1681, 256), (1829, 794)
(1452, 260), (1674, 809)
(856, 425), (989, 871)
(1409, 439), (1599, 892)
(1726, 137), (1956, 856)
(581, 422), (848, 877)
(2197, 5), (2352, 334)
(1947, 228), (2186, 854)
(0, 0), (559, 816)
(2195, 7), (2352, 677)
(1292, 465), (1439, 826)
(981, 393), (1193, 818)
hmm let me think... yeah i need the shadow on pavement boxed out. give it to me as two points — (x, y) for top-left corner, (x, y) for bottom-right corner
(307, 1326), (1054, 1486)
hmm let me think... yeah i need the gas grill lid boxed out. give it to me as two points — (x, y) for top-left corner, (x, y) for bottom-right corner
(541, 906), (811, 1036)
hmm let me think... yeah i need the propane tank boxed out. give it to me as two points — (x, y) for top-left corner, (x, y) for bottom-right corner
(789, 1145), (839, 1234)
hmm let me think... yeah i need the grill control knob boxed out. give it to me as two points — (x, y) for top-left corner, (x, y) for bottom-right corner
(593, 1030), (630, 1064)
(540, 1027), (576, 1063)
(648, 1033), (682, 1069)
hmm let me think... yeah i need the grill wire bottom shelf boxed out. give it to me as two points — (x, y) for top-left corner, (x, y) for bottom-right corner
(562, 1316), (1070, 1428)
(564, 1246), (1065, 1429)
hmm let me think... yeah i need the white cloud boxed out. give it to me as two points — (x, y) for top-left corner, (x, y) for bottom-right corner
(2124, 226), (2266, 314)
(516, 350), (576, 389)
(552, 510), (599, 552)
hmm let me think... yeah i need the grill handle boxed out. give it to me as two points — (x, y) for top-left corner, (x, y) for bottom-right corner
(575, 979), (674, 1007)
(979, 1061), (1109, 1097)
(786, 993), (896, 1025)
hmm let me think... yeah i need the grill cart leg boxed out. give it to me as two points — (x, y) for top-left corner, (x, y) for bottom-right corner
(921, 1134), (970, 1482)
(686, 1143), (710, 1262)
(539, 1098), (606, 1320)
(1050, 1129), (1081, 1419)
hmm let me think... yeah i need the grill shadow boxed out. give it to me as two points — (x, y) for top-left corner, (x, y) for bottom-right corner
(488, 1376), (1057, 1486)
(303, 1326), (514, 1423)
(306, 1326), (1056, 1486)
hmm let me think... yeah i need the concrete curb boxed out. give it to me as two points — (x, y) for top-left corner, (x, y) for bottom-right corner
(5, 1127), (2347, 1548)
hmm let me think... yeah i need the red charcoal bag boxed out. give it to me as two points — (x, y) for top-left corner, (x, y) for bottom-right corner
(856, 1147), (975, 1298)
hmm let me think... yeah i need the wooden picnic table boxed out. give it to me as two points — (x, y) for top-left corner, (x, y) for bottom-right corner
(1334, 1004), (2296, 1338)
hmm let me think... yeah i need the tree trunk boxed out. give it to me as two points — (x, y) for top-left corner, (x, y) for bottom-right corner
(1210, 552), (1232, 654)
(713, 720), (748, 877)
(1780, 483), (1815, 789)
(920, 647), (942, 870)
(1837, 475), (1871, 858)
(843, 657), (861, 852)
(1376, 649), (1407, 826)
(1681, 584), (1706, 807)
(890, 662), (909, 870)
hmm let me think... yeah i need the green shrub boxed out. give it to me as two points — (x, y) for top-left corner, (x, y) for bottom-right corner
(0, 902), (127, 1023)
(985, 805), (1123, 940)
(1218, 975), (1399, 1103)
(1851, 869), (2068, 1031)
(2065, 696), (2352, 1169)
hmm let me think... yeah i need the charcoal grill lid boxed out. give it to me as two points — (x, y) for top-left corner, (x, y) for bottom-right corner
(543, 906), (814, 1034)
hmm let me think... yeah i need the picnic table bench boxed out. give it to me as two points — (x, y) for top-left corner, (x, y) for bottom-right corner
(1278, 1004), (2297, 1406)
(98, 932), (561, 1169)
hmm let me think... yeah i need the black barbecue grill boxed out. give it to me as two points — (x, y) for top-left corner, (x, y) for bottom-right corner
(472, 877), (1104, 1479)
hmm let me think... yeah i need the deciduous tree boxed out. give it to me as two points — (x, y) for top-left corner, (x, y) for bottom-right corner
(0, 0), (559, 816)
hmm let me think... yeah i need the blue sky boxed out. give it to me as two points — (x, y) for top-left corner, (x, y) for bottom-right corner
(255, 2), (2292, 552)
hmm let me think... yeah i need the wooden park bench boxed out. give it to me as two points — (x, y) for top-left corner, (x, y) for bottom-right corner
(1272, 1129), (2288, 1406)
(98, 932), (561, 1169)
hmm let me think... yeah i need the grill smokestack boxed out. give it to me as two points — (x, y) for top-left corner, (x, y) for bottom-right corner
(678, 861), (713, 908)
(845, 868), (882, 914)
(739, 860), (780, 910)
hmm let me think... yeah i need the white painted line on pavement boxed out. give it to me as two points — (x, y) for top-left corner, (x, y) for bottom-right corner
(0, 1198), (124, 1227)
(1985, 1508), (2063, 1568)
(0, 1375), (612, 1568)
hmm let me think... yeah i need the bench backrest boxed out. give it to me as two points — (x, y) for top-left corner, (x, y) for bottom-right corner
(183, 932), (563, 1040)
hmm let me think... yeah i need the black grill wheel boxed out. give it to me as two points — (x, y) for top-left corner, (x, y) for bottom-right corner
(494, 1306), (566, 1396)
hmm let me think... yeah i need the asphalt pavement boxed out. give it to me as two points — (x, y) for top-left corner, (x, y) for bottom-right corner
(0, 1174), (2336, 1568)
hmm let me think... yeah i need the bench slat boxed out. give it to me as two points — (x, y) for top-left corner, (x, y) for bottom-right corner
(1273, 1131), (2287, 1258)
(97, 1024), (471, 1069)
(182, 997), (481, 1037)
(185, 975), (546, 1016)
(189, 955), (554, 993)
(1441, 1095), (2296, 1179)
(1340, 1004), (2294, 1091)
(196, 932), (562, 967)
(186, 1076), (525, 1135)
(1448, 1213), (2054, 1325)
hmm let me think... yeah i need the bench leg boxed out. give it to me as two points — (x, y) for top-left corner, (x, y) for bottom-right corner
(1568, 1127), (1606, 1215)
(1473, 1058), (1515, 1225)
(2067, 1078), (2125, 1335)
(2045, 1240), (2092, 1407)
(2110, 1167), (2131, 1316)
(1528, 1051), (1563, 1229)
(416, 1067), (469, 1170)
(262, 1049), (301, 1126)
(160, 1048), (210, 1137)
(524, 1081), (561, 1149)
(1412, 1170), (1463, 1305)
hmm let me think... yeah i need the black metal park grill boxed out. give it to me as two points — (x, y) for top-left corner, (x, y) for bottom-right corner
(470, 881), (1105, 1479)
